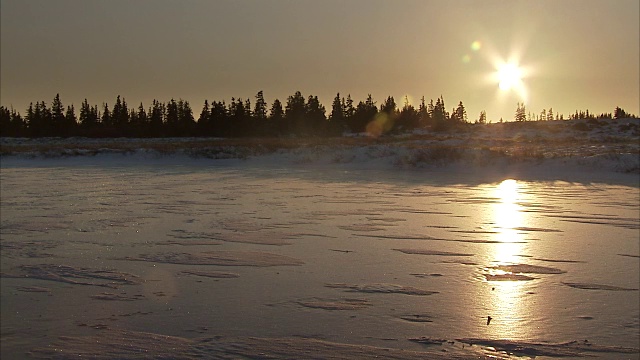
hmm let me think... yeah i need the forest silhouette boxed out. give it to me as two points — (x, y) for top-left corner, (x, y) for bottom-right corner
(0, 91), (636, 138)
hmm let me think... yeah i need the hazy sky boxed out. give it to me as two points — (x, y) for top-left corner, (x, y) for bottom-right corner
(1, 0), (638, 121)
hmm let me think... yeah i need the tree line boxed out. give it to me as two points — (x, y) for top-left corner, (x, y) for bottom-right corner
(513, 102), (634, 123)
(0, 91), (635, 138)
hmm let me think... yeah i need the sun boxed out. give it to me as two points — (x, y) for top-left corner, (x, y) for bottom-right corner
(488, 58), (530, 102)
(497, 63), (522, 91)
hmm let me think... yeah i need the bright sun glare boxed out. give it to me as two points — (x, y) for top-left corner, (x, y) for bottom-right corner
(497, 179), (519, 200)
(488, 56), (530, 103)
(493, 179), (522, 264)
(497, 63), (523, 91)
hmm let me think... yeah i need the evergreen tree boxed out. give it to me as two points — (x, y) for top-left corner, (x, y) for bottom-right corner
(329, 93), (346, 135)
(254, 91), (268, 121)
(91, 105), (100, 126)
(111, 95), (129, 129)
(428, 99), (435, 115)
(477, 110), (487, 124)
(350, 94), (377, 133)
(431, 96), (449, 131)
(79, 99), (97, 129)
(209, 101), (228, 137)
(228, 98), (248, 136)
(366, 95), (398, 136)
(27, 102), (42, 136)
(148, 100), (164, 136)
(64, 105), (77, 135)
(0, 106), (9, 136)
(380, 96), (397, 116)
(305, 95), (326, 135)
(614, 106), (629, 119)
(397, 95), (419, 131)
(269, 98), (285, 135)
(50, 94), (65, 135)
(418, 96), (431, 128)
(136, 103), (148, 126)
(0, 106), (25, 136)
(515, 102), (526, 122)
(330, 93), (345, 122)
(198, 100), (210, 124)
(344, 94), (355, 121)
(12, 107), (25, 135)
(101, 103), (112, 128)
(165, 99), (179, 135)
(26, 103), (35, 133)
(177, 99), (195, 136)
(452, 101), (467, 124)
(128, 108), (138, 130)
(125, 102), (146, 136)
(121, 97), (129, 125)
(244, 98), (252, 118)
(41, 101), (52, 132)
(197, 100), (211, 135)
(112, 96), (122, 125)
(285, 91), (306, 135)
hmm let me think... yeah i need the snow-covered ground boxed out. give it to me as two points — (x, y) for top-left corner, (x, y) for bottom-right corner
(2, 119), (638, 184)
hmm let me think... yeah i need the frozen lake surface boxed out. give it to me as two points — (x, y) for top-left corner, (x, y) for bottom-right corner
(1, 158), (638, 359)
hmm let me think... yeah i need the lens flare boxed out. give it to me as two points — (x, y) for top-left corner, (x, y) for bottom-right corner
(365, 112), (393, 138)
(471, 41), (482, 51)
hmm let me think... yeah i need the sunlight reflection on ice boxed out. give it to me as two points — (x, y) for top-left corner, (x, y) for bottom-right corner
(493, 179), (525, 264)
(485, 179), (534, 340)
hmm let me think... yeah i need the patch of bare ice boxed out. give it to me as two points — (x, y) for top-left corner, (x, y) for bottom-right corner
(400, 314), (434, 323)
(178, 270), (240, 279)
(122, 250), (304, 267)
(393, 248), (474, 257)
(457, 338), (639, 357)
(484, 274), (537, 281)
(325, 283), (438, 296)
(2, 264), (140, 288)
(562, 282), (639, 291)
(90, 292), (144, 301)
(296, 298), (372, 311)
(487, 264), (566, 274)
(27, 329), (478, 359)
(14, 286), (52, 293)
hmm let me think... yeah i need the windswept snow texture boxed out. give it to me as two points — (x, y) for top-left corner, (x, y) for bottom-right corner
(1, 118), (639, 181)
(1, 123), (639, 359)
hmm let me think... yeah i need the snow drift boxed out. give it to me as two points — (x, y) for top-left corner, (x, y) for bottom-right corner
(1, 119), (638, 183)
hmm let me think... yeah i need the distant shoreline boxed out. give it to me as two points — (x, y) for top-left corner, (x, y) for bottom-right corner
(2, 118), (638, 158)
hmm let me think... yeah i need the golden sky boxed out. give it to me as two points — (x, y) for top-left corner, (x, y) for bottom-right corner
(1, 0), (638, 121)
